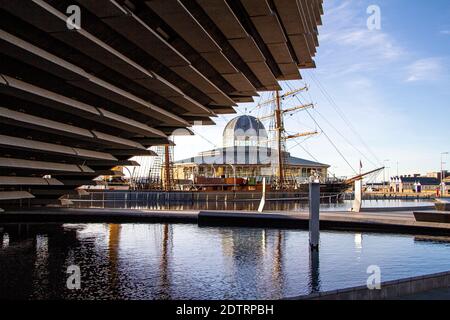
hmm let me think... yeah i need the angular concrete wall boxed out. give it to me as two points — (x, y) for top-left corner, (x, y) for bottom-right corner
(0, 0), (323, 206)
(290, 271), (450, 300)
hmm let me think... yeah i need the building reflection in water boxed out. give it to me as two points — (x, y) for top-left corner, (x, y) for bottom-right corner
(74, 197), (343, 213)
(2, 232), (9, 248)
(218, 228), (323, 298)
(3, 222), (450, 300)
(0, 223), (78, 299)
(108, 224), (121, 295)
(414, 235), (450, 244)
(32, 234), (49, 298)
(218, 228), (289, 299)
(158, 224), (172, 299)
(355, 233), (363, 250)
(105, 223), (174, 299)
(0, 223), (327, 299)
(271, 230), (284, 296)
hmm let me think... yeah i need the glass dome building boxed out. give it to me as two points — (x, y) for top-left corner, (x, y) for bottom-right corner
(174, 115), (329, 190)
(222, 115), (268, 148)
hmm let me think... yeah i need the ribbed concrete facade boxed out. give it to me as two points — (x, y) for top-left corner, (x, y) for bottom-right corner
(0, 0), (323, 206)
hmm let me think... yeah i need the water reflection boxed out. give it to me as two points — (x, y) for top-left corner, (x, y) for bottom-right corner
(2, 233), (9, 248)
(108, 224), (120, 297)
(1, 223), (450, 300)
(355, 234), (363, 250)
(72, 198), (433, 212)
(159, 224), (172, 299)
(414, 235), (450, 244)
(309, 249), (320, 293)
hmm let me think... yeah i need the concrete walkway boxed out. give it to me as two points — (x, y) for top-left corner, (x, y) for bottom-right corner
(1, 207), (450, 236)
(198, 209), (450, 235)
(0, 207), (199, 223)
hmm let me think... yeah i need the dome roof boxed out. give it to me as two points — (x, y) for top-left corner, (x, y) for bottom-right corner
(223, 115), (268, 147)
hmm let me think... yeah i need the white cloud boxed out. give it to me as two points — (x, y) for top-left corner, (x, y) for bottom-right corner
(317, 1), (404, 79)
(405, 58), (445, 82)
(336, 29), (403, 59)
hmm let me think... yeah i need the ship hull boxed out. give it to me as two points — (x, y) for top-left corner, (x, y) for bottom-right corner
(297, 182), (352, 194)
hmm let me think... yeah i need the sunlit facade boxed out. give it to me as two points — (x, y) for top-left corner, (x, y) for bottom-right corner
(174, 116), (329, 188)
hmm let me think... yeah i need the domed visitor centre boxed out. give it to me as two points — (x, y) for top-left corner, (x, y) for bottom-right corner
(174, 115), (329, 191)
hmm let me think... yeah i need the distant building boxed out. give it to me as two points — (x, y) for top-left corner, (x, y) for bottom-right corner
(427, 170), (449, 180)
(365, 182), (386, 192)
(391, 176), (442, 193)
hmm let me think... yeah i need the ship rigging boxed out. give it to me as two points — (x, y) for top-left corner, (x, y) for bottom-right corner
(116, 78), (385, 196)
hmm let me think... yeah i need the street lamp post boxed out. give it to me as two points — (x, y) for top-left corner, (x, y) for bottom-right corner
(383, 159), (390, 193)
(441, 152), (449, 197)
(396, 161), (399, 177)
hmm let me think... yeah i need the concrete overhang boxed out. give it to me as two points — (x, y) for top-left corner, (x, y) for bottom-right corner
(102, 149), (158, 157)
(0, 157), (94, 173)
(85, 160), (141, 167)
(0, 134), (117, 161)
(0, 107), (147, 150)
(0, 191), (35, 201)
(77, 0), (236, 108)
(0, 0), (323, 203)
(0, 75), (166, 137)
(0, 176), (63, 186)
(1, 1), (216, 120)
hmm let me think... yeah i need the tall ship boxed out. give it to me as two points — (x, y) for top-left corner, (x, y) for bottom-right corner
(124, 86), (381, 196)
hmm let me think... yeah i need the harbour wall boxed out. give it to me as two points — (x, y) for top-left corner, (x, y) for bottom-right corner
(67, 190), (342, 204)
(68, 191), (435, 205)
(289, 271), (450, 300)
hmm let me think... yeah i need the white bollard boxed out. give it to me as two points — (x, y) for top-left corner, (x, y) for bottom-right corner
(309, 182), (320, 250)
(258, 177), (266, 213)
(352, 180), (362, 212)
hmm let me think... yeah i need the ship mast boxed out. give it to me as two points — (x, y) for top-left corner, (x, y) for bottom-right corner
(275, 90), (284, 187)
(254, 86), (318, 190)
(164, 144), (171, 191)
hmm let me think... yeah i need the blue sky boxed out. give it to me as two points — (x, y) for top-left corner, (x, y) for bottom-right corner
(173, 0), (450, 180)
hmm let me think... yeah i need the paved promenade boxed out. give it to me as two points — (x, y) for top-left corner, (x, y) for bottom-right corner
(1, 206), (449, 235)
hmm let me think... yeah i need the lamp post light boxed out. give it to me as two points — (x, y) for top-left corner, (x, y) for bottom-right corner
(396, 161), (399, 177)
(441, 152), (449, 197)
(383, 159), (390, 192)
(123, 166), (134, 190)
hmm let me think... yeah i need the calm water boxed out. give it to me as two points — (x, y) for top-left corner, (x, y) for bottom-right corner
(1, 223), (449, 300)
(72, 198), (433, 212)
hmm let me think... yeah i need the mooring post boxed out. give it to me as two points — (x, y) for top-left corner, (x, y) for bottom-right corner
(258, 177), (266, 213)
(309, 182), (320, 250)
(352, 179), (362, 212)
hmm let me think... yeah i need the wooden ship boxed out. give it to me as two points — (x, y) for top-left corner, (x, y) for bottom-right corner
(124, 86), (382, 196)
